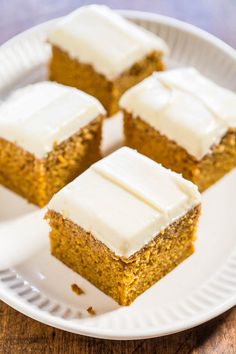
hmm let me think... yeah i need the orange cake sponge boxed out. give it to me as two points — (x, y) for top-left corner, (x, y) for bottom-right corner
(0, 82), (105, 206)
(46, 147), (201, 305)
(121, 68), (236, 191)
(48, 5), (168, 116)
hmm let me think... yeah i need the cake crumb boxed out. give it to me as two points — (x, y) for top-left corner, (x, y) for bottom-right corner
(87, 306), (96, 315)
(71, 283), (84, 296)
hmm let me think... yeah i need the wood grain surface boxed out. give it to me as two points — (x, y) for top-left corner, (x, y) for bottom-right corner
(0, 0), (236, 353)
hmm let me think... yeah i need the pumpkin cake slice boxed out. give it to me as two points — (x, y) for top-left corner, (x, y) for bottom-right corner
(48, 4), (168, 116)
(46, 147), (201, 306)
(0, 81), (105, 207)
(120, 68), (236, 191)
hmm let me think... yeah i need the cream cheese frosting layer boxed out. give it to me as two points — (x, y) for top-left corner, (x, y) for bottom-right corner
(48, 147), (200, 258)
(48, 5), (168, 81)
(0, 82), (105, 158)
(120, 68), (236, 160)
(158, 68), (236, 127)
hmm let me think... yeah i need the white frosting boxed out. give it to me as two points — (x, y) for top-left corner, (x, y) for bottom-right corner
(48, 147), (200, 258)
(48, 5), (168, 80)
(159, 68), (236, 127)
(120, 68), (236, 160)
(0, 82), (105, 158)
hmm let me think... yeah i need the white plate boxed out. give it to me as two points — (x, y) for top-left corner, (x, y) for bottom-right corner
(0, 11), (236, 340)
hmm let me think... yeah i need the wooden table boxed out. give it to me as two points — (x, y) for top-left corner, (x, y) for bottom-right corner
(0, 1), (236, 353)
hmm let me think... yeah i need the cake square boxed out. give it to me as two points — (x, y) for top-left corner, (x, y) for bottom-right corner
(46, 147), (201, 305)
(120, 68), (236, 191)
(48, 5), (168, 116)
(0, 82), (105, 207)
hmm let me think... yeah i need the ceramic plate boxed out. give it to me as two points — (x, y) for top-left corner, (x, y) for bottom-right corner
(0, 11), (236, 340)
